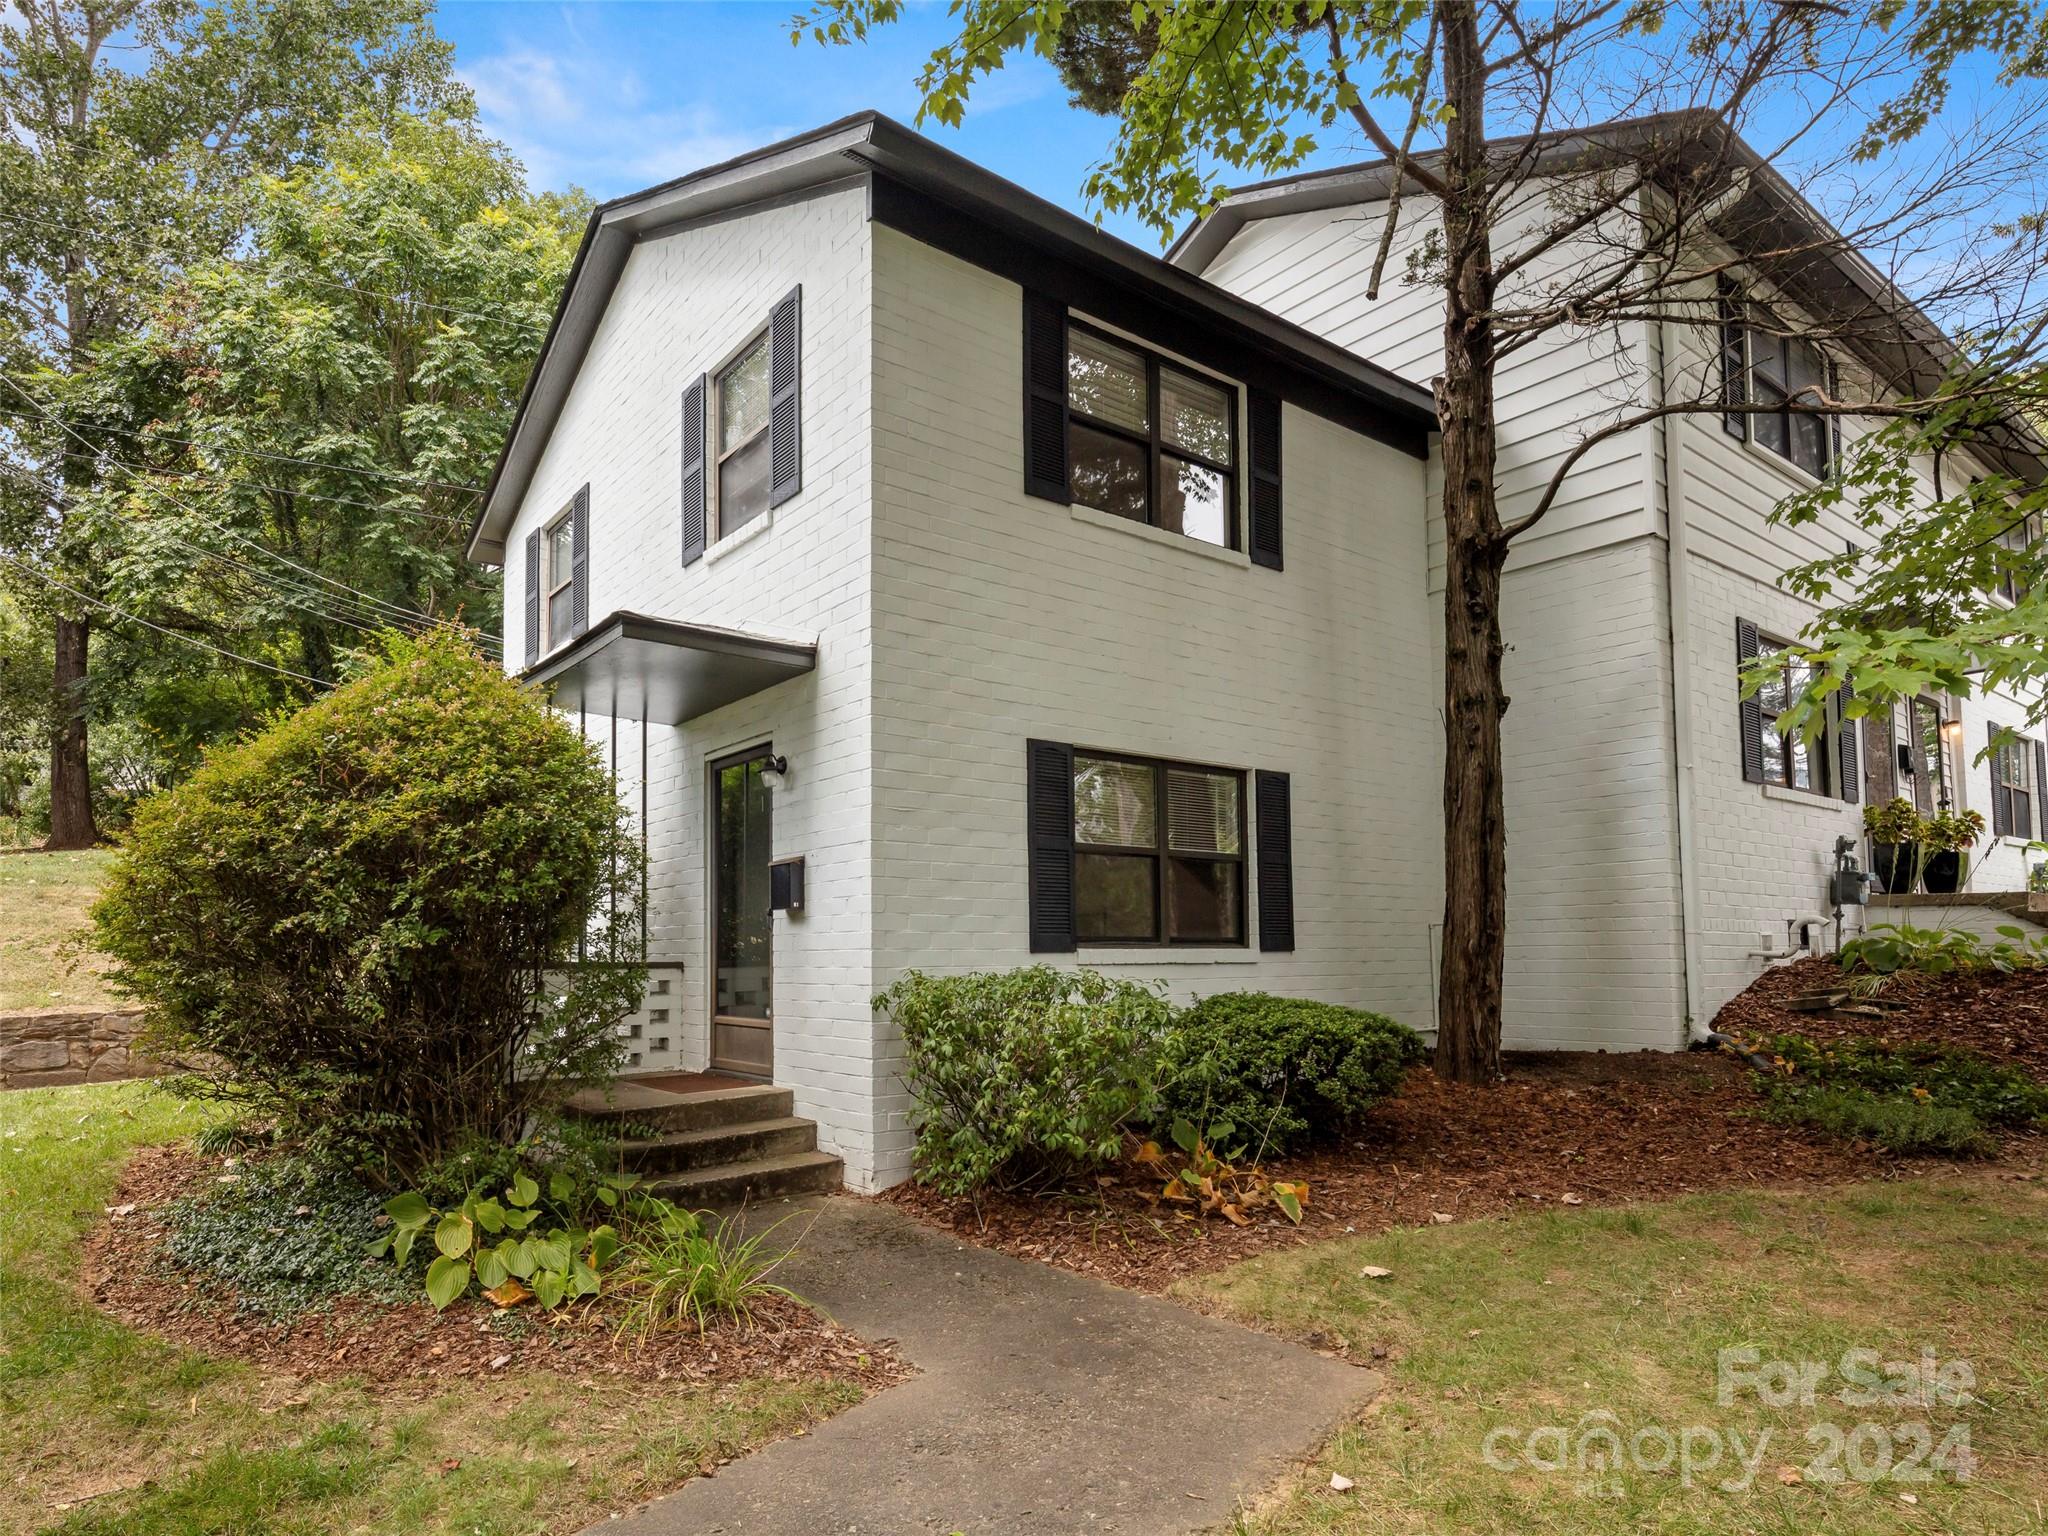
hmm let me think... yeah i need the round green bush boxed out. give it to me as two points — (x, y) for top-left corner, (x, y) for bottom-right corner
(875, 965), (1175, 1195)
(92, 630), (644, 1175)
(1157, 993), (1422, 1154)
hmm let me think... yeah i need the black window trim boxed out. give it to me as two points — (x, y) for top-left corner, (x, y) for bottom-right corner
(1066, 318), (1242, 552)
(1754, 630), (1836, 799)
(1072, 747), (1249, 949)
(1718, 279), (1834, 480)
(1993, 731), (2038, 840)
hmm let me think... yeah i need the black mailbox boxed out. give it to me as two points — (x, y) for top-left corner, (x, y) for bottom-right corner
(770, 855), (805, 914)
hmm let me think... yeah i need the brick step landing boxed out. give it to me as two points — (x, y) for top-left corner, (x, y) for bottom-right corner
(565, 1079), (842, 1202)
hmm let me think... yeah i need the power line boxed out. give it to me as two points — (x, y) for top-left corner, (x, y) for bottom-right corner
(0, 376), (500, 649)
(0, 405), (485, 497)
(0, 550), (333, 689)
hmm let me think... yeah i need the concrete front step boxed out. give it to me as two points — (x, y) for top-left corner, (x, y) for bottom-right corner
(644, 1149), (845, 1206)
(568, 1081), (795, 1134)
(617, 1116), (818, 1175)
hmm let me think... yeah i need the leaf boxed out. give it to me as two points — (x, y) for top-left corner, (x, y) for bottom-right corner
(1359, 1265), (1393, 1280)
(483, 1279), (531, 1308)
(588, 1224), (620, 1270)
(1329, 1473), (1355, 1492)
(510, 1172), (540, 1208)
(425, 1255), (470, 1311)
(594, 1186), (618, 1209)
(366, 1233), (393, 1259)
(1170, 1117), (1199, 1155)
(1220, 1201), (1252, 1226)
(472, 1199), (506, 1234)
(532, 1268), (566, 1310)
(1272, 1185), (1304, 1224)
(474, 1246), (510, 1291)
(500, 1207), (536, 1231)
(383, 1191), (431, 1228)
(548, 1171), (575, 1205)
(500, 1238), (536, 1278)
(531, 1235), (571, 1273)
(392, 1226), (416, 1268)
(434, 1213), (473, 1260)
(567, 1259), (600, 1299)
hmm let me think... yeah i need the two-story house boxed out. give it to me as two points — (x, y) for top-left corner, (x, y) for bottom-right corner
(469, 112), (2043, 1193)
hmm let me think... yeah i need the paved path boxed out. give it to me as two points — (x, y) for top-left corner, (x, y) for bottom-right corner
(599, 1197), (1378, 1536)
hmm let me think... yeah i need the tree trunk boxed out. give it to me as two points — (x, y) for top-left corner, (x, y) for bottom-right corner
(1432, 0), (1508, 1084)
(46, 612), (97, 848)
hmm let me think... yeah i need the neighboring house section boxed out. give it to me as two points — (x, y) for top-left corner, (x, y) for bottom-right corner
(467, 115), (1438, 1191)
(1173, 137), (2046, 1040)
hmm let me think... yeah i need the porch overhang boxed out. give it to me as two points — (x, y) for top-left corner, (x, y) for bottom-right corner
(526, 610), (815, 724)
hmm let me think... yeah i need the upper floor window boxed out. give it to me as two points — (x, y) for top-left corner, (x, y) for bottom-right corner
(1073, 750), (1245, 944)
(716, 329), (773, 538)
(543, 506), (576, 649)
(1719, 281), (1834, 479)
(1995, 510), (2041, 604)
(1067, 325), (1238, 549)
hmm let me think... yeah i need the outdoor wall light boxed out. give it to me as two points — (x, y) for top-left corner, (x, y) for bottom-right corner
(1942, 717), (1965, 744)
(759, 754), (790, 792)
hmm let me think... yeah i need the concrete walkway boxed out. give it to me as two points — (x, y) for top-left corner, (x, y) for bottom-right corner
(600, 1198), (1378, 1536)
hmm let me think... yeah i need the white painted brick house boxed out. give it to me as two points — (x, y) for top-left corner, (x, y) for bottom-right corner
(468, 113), (2044, 1191)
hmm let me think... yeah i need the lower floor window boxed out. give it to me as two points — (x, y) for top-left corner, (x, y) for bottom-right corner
(1073, 752), (1244, 944)
(1994, 736), (2037, 839)
(1752, 641), (1832, 794)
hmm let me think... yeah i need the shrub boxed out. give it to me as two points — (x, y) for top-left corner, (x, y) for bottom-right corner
(1157, 993), (1422, 1154)
(162, 1156), (416, 1319)
(1839, 922), (2048, 978)
(875, 966), (1175, 1194)
(92, 630), (645, 1176)
(613, 1208), (802, 1338)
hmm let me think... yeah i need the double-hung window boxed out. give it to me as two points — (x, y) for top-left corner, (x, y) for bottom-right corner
(1719, 282), (1833, 477)
(543, 509), (576, 650)
(1066, 325), (1238, 549)
(715, 329), (773, 537)
(1072, 752), (1245, 944)
(1751, 638), (1833, 795)
(1994, 735), (2037, 839)
(1996, 511), (2042, 604)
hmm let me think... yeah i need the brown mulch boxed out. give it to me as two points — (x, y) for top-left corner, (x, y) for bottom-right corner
(1714, 954), (2048, 1079)
(82, 1144), (909, 1396)
(883, 1045), (2024, 1294)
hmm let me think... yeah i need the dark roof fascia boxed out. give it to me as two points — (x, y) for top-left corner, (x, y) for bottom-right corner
(467, 112), (1438, 562)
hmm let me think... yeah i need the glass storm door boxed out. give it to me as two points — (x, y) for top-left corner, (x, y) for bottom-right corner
(711, 748), (773, 1077)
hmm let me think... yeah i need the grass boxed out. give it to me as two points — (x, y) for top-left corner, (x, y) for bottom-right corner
(1189, 1180), (2048, 1535)
(0, 1082), (862, 1535)
(0, 849), (120, 1012)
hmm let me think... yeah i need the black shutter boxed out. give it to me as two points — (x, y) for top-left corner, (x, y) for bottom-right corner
(2034, 739), (2047, 842)
(1247, 388), (1283, 570)
(1719, 279), (1749, 441)
(569, 484), (589, 638)
(1026, 739), (1075, 952)
(1862, 710), (1895, 805)
(1022, 292), (1070, 502)
(1255, 770), (1294, 952)
(522, 529), (541, 667)
(1989, 723), (2011, 838)
(681, 375), (707, 566)
(1835, 682), (1858, 803)
(1826, 357), (1842, 477)
(769, 286), (802, 507)
(1736, 618), (1765, 784)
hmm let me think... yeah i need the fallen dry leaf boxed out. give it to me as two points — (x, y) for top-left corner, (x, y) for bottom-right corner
(1329, 1473), (1355, 1492)
(1359, 1265), (1393, 1279)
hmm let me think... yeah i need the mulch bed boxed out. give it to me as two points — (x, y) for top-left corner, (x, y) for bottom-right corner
(82, 1144), (909, 1396)
(884, 1048), (1941, 1293)
(1714, 954), (2048, 1079)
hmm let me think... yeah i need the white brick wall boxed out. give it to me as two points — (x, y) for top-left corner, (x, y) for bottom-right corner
(867, 225), (1443, 1188)
(500, 185), (888, 1184)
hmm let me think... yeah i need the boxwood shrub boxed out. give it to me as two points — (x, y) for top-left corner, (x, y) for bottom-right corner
(92, 630), (645, 1176)
(1157, 993), (1422, 1154)
(876, 966), (1174, 1194)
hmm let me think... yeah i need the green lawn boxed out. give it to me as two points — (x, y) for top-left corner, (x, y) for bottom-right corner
(0, 1082), (860, 1535)
(1190, 1178), (2048, 1534)
(0, 850), (121, 1012)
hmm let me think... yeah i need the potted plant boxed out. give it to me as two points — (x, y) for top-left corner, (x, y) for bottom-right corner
(1919, 808), (1986, 894)
(1863, 797), (1924, 894)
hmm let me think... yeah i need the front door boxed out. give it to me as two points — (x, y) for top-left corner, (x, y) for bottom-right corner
(710, 747), (774, 1078)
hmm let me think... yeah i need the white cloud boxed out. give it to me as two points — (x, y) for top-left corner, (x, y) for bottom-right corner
(459, 41), (780, 197)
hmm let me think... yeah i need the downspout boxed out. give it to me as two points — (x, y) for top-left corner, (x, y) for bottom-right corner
(1657, 309), (1710, 1044)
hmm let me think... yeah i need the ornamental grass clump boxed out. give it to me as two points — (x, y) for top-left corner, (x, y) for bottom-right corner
(92, 630), (645, 1176)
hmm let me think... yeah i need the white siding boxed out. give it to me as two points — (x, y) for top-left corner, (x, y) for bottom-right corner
(500, 185), (888, 1186)
(867, 226), (1443, 1188)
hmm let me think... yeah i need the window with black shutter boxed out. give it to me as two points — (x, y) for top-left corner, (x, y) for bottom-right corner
(681, 374), (707, 566)
(1991, 726), (2039, 840)
(1740, 621), (1833, 796)
(1717, 280), (1833, 476)
(536, 491), (586, 654)
(522, 528), (541, 666)
(1255, 770), (1294, 951)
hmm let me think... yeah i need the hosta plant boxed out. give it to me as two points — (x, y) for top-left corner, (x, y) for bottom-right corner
(373, 1169), (647, 1311)
(1132, 1117), (1308, 1227)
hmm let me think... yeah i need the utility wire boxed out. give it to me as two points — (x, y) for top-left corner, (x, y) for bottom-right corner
(0, 550), (333, 689)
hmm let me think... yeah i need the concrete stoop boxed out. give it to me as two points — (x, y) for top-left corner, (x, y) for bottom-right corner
(566, 1080), (843, 1203)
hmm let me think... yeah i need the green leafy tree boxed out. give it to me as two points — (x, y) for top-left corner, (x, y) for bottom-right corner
(802, 0), (2048, 1080)
(0, 0), (464, 847)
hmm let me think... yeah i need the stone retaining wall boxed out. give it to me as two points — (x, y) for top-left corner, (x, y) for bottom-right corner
(0, 1008), (159, 1090)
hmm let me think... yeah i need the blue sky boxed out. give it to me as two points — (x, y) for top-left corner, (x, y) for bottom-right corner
(435, 0), (1380, 250)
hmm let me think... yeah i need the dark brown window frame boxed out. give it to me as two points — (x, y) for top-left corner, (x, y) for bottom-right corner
(1718, 281), (1833, 479)
(1072, 749), (1248, 948)
(1754, 633), (1835, 797)
(1994, 734), (2037, 840)
(1066, 320), (1241, 551)
(541, 503), (576, 650)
